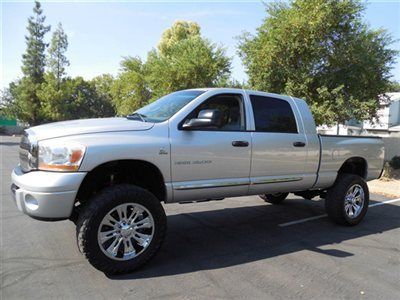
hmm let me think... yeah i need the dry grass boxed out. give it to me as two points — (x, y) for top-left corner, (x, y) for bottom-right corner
(380, 164), (400, 181)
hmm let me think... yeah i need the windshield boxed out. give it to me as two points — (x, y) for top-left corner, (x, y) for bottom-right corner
(133, 90), (205, 123)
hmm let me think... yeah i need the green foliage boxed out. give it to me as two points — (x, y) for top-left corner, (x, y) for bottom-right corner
(3, 75), (115, 123)
(91, 74), (115, 112)
(37, 74), (74, 121)
(38, 74), (115, 122)
(146, 37), (231, 98)
(387, 81), (400, 92)
(217, 77), (249, 89)
(21, 1), (50, 83)
(110, 21), (231, 114)
(146, 21), (231, 99)
(238, 0), (398, 125)
(157, 20), (201, 56)
(47, 23), (69, 86)
(17, 1), (51, 125)
(1, 1), (115, 124)
(13, 77), (44, 124)
(0, 83), (20, 119)
(110, 57), (151, 115)
(67, 77), (115, 119)
(3, 2), (398, 127)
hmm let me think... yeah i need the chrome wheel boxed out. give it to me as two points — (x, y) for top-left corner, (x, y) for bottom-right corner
(344, 184), (365, 219)
(97, 203), (155, 261)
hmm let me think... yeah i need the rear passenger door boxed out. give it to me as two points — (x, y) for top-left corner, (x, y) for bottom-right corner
(248, 94), (311, 195)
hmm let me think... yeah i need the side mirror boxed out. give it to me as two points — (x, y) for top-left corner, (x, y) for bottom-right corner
(182, 109), (222, 130)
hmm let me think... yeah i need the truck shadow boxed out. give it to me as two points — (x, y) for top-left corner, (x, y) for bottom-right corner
(108, 198), (400, 280)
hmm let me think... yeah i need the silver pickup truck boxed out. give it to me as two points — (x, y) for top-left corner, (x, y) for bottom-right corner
(11, 88), (384, 274)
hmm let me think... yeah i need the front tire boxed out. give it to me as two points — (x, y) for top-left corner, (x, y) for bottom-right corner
(76, 184), (167, 274)
(259, 193), (289, 204)
(325, 174), (369, 226)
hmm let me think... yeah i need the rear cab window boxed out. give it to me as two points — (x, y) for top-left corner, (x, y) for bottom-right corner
(249, 95), (298, 133)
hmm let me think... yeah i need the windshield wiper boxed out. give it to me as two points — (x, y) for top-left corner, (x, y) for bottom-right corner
(126, 112), (147, 122)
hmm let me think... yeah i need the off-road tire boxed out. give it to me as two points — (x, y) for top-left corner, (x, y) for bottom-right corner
(325, 174), (369, 226)
(76, 184), (167, 274)
(259, 193), (289, 204)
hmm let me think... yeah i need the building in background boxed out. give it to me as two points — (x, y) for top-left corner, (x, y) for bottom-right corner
(318, 92), (400, 137)
(317, 92), (400, 160)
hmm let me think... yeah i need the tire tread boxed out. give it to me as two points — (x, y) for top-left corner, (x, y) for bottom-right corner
(76, 184), (167, 274)
(325, 174), (369, 226)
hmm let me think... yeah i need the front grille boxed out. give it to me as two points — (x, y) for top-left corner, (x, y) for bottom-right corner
(19, 131), (37, 172)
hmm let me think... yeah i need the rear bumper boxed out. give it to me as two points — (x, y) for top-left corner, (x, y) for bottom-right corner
(11, 166), (87, 220)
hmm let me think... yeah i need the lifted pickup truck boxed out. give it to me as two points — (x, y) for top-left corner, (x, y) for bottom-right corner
(11, 88), (384, 274)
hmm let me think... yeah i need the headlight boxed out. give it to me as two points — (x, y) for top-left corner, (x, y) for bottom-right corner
(38, 140), (86, 171)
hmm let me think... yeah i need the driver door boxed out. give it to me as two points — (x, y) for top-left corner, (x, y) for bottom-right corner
(170, 92), (252, 202)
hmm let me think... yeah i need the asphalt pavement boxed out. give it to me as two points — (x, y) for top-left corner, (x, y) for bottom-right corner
(1, 135), (399, 299)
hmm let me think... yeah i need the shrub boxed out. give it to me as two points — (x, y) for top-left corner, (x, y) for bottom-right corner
(389, 156), (400, 170)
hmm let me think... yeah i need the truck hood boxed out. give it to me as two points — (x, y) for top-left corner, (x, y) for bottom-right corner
(28, 117), (154, 141)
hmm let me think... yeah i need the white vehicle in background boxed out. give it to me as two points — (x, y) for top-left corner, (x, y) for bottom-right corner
(11, 88), (384, 274)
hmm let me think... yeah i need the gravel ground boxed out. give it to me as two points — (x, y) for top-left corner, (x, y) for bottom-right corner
(368, 179), (400, 198)
(1, 135), (400, 299)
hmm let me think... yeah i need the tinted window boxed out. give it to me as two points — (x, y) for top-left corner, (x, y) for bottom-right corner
(250, 95), (297, 133)
(184, 94), (245, 131)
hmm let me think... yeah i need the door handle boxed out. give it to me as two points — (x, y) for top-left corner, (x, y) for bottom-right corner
(293, 141), (306, 147)
(232, 141), (249, 147)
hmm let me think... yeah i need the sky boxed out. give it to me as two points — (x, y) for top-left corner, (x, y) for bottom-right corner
(1, 0), (400, 89)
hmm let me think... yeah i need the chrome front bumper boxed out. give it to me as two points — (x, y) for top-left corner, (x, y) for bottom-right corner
(11, 166), (87, 219)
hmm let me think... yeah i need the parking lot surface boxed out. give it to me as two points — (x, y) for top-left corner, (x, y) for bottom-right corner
(1, 135), (399, 299)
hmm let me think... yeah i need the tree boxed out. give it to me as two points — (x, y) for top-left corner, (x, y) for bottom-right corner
(47, 23), (69, 87)
(21, 1), (51, 82)
(146, 21), (231, 98)
(37, 73), (73, 121)
(0, 83), (20, 119)
(90, 74), (116, 117)
(157, 20), (201, 56)
(238, 0), (398, 126)
(13, 77), (45, 124)
(217, 77), (249, 89)
(38, 75), (115, 121)
(94, 21), (232, 115)
(16, 1), (50, 125)
(388, 81), (400, 92)
(111, 57), (151, 115)
(70, 77), (115, 119)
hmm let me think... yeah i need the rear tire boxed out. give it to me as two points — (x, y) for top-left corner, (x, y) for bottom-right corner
(76, 184), (167, 274)
(259, 193), (289, 204)
(325, 174), (369, 226)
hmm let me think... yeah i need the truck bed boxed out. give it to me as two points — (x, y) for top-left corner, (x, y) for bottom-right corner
(314, 134), (384, 189)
